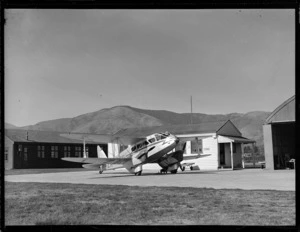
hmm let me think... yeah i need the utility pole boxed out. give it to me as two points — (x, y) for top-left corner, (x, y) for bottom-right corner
(190, 95), (193, 124)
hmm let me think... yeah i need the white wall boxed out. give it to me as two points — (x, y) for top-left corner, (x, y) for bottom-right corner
(263, 124), (274, 170)
(108, 143), (120, 158)
(194, 136), (219, 170)
(5, 136), (14, 170)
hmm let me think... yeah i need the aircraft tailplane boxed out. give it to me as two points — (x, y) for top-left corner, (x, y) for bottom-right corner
(97, 145), (107, 158)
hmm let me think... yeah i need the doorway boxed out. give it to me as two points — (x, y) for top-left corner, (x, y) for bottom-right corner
(219, 143), (225, 166)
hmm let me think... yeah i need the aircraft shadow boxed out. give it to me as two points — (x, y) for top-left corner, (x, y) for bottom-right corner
(89, 170), (217, 179)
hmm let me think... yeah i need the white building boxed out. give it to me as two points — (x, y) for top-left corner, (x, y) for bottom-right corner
(109, 120), (255, 170)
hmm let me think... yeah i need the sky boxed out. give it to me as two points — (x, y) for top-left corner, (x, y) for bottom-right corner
(5, 9), (295, 127)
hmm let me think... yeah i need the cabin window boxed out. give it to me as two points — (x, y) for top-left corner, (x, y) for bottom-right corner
(64, 146), (71, 157)
(51, 146), (59, 158)
(37, 146), (45, 158)
(144, 141), (149, 146)
(5, 147), (9, 161)
(75, 146), (82, 157)
(131, 146), (136, 152)
(24, 147), (28, 161)
(136, 143), (142, 150)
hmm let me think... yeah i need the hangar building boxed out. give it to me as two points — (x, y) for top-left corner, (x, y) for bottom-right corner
(263, 95), (295, 170)
(112, 120), (255, 170)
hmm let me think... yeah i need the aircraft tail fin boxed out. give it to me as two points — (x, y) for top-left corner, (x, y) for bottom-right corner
(97, 145), (107, 158)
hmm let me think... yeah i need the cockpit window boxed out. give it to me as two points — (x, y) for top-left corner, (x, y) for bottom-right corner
(155, 135), (162, 141)
(148, 138), (156, 143)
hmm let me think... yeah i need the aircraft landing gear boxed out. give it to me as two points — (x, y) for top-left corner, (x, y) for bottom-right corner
(170, 169), (177, 174)
(160, 168), (167, 174)
(135, 171), (142, 176)
(179, 165), (185, 172)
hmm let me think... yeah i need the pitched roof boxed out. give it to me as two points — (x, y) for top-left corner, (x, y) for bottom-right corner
(5, 129), (95, 144)
(114, 120), (229, 137)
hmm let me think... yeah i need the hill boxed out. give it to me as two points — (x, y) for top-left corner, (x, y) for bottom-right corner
(5, 123), (18, 129)
(6, 106), (270, 147)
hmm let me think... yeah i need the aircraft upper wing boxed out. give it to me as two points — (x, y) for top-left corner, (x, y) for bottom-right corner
(62, 157), (131, 165)
(60, 132), (145, 145)
(183, 154), (211, 161)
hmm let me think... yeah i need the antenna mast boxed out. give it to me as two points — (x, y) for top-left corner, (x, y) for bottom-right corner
(190, 95), (193, 124)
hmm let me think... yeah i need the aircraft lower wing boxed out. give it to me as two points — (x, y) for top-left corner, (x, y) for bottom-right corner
(82, 163), (124, 170)
(62, 157), (131, 165)
(183, 154), (211, 161)
(181, 162), (195, 167)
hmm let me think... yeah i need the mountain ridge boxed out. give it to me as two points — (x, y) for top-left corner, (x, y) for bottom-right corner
(5, 106), (271, 147)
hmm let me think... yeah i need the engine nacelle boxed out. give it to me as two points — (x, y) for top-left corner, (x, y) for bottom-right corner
(167, 163), (179, 172)
(132, 157), (142, 166)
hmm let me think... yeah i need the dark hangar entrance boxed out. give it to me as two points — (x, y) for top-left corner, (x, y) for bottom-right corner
(272, 122), (295, 170)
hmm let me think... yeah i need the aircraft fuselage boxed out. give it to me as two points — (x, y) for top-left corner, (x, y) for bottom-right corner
(118, 132), (179, 173)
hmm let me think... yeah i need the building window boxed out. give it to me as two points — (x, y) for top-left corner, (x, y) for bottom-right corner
(5, 147), (9, 161)
(75, 146), (82, 157)
(37, 146), (45, 158)
(85, 147), (89, 157)
(232, 143), (236, 153)
(51, 146), (58, 158)
(64, 146), (71, 157)
(24, 147), (28, 161)
(191, 139), (203, 154)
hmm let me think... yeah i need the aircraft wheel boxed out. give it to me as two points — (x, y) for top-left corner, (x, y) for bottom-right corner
(99, 170), (103, 174)
(170, 169), (177, 174)
(160, 169), (167, 174)
(135, 171), (142, 176)
(190, 166), (193, 171)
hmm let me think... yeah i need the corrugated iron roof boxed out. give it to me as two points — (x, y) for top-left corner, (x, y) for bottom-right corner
(5, 129), (96, 144)
(265, 95), (295, 124)
(114, 121), (228, 137)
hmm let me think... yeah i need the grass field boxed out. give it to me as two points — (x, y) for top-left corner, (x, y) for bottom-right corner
(5, 182), (295, 226)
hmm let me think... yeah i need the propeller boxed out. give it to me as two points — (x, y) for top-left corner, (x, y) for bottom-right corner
(181, 142), (187, 152)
